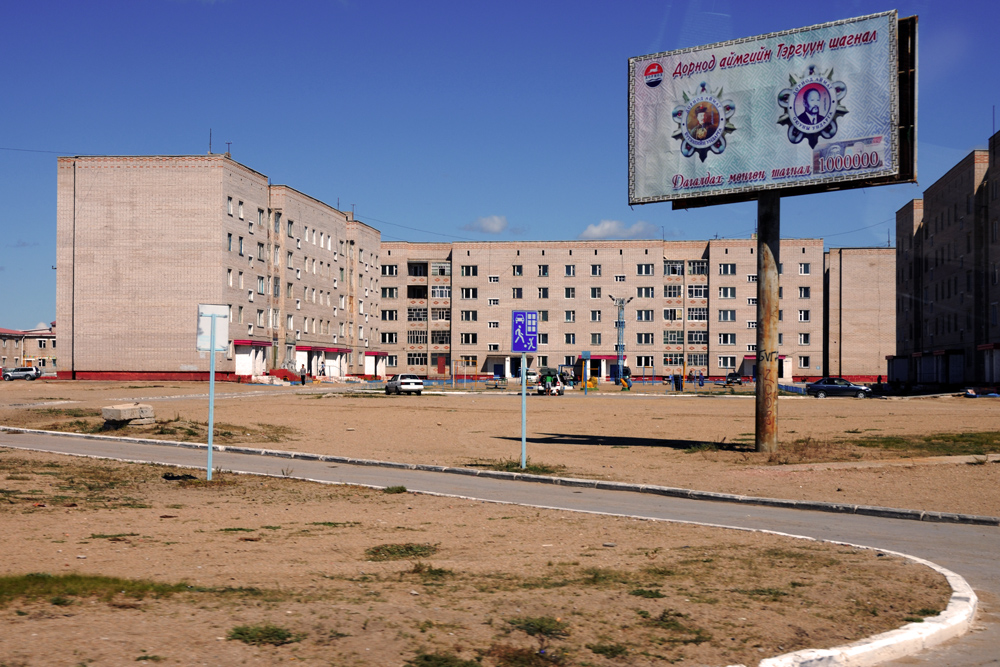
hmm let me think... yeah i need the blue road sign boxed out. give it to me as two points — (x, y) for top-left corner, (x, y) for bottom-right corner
(511, 311), (538, 352)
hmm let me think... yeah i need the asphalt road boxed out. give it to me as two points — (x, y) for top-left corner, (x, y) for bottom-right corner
(1, 429), (997, 666)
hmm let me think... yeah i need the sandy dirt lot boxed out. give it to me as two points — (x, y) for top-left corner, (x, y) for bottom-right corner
(0, 448), (951, 667)
(3, 380), (999, 517)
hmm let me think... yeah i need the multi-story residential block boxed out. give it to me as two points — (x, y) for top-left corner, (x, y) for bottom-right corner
(0, 322), (57, 371)
(56, 154), (381, 380)
(380, 239), (826, 381)
(825, 248), (895, 381)
(891, 146), (991, 385)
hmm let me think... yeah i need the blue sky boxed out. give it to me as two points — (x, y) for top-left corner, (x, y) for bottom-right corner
(2, 0), (997, 330)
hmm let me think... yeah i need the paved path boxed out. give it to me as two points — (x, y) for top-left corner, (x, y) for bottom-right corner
(1, 429), (997, 666)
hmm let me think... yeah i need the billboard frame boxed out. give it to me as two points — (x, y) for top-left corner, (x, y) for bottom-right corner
(627, 13), (917, 209)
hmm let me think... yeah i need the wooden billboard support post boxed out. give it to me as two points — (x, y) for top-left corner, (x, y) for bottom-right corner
(755, 191), (780, 452)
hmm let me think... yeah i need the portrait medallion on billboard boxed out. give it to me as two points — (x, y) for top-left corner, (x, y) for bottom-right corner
(777, 66), (848, 148)
(670, 83), (736, 161)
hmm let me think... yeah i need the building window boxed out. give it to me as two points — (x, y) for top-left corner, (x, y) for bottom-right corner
(460, 265), (478, 277)
(238, 201), (244, 219)
(382, 287), (398, 299)
(778, 333), (783, 345)
(637, 263), (654, 275)
(382, 264), (398, 276)
(461, 287), (478, 299)
(227, 197), (233, 216)
(432, 308), (451, 321)
(227, 233), (232, 251)
(688, 260), (707, 275)
(461, 310), (478, 322)
(256, 276), (265, 294)
(799, 262), (811, 275)
(591, 287), (602, 299)
(238, 237), (244, 256)
(747, 297), (757, 305)
(798, 310), (810, 322)
(538, 310), (548, 322)
(719, 333), (736, 345)
(747, 321), (757, 329)
(407, 352), (428, 366)
(407, 330), (428, 344)
(719, 263), (736, 275)
(664, 260), (684, 275)
(664, 330), (683, 344)
(538, 333), (549, 344)
(636, 310), (653, 321)
(747, 274), (758, 282)
(614, 275), (626, 282)
(512, 287), (523, 299)
(488, 275), (500, 283)
(636, 355), (654, 367)
(381, 310), (398, 321)
(663, 352), (683, 365)
(636, 333), (653, 345)
(408, 263), (428, 277)
(227, 268), (233, 287)
(488, 321), (500, 329)
(564, 356), (576, 366)
(432, 262), (451, 276)
(538, 287), (549, 299)
(488, 298), (500, 305)
(512, 264), (523, 276)
(386, 355), (398, 367)
(799, 333), (811, 345)
(407, 308), (428, 322)
(487, 344), (499, 351)
(431, 285), (451, 298)
(637, 286), (655, 298)
(687, 307), (707, 321)
(718, 286), (735, 298)
(565, 265), (576, 277)
(565, 287), (576, 299)
(381, 332), (397, 344)
(688, 353), (707, 366)
(799, 286), (811, 298)
(538, 265), (549, 277)
(718, 356), (736, 369)
(591, 264), (602, 276)
(591, 333), (601, 345)
(565, 310), (576, 323)
(719, 310), (735, 322)
(565, 333), (576, 345)
(662, 285), (679, 298)
(799, 355), (810, 369)
(591, 310), (601, 322)
(688, 331), (707, 344)
(663, 308), (681, 321)
(688, 284), (707, 299)
(460, 333), (478, 345)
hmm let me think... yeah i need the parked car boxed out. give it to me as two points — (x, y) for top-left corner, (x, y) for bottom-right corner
(806, 377), (872, 399)
(725, 372), (743, 385)
(524, 369), (538, 386)
(2, 366), (42, 381)
(535, 367), (565, 395)
(385, 374), (423, 395)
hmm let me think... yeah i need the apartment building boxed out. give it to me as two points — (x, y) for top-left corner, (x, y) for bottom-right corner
(825, 248), (896, 380)
(0, 322), (57, 371)
(56, 154), (380, 380)
(379, 239), (825, 381)
(891, 143), (993, 385)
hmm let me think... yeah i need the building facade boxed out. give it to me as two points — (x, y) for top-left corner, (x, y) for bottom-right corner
(0, 323), (57, 371)
(891, 141), (996, 386)
(56, 154), (381, 380)
(379, 239), (826, 381)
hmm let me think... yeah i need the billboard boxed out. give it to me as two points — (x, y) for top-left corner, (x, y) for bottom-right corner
(628, 11), (916, 207)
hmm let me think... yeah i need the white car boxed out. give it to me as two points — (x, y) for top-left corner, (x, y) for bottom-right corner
(385, 374), (423, 395)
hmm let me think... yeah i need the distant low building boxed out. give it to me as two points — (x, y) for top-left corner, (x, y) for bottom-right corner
(0, 322), (57, 371)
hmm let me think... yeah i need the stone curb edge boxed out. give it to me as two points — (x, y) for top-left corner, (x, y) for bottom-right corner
(2, 426), (998, 528)
(0, 427), (980, 667)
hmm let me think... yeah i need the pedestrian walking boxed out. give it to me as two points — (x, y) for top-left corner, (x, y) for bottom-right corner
(300, 365), (307, 386)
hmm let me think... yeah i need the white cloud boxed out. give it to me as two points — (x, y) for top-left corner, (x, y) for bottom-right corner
(461, 215), (509, 234)
(578, 220), (659, 240)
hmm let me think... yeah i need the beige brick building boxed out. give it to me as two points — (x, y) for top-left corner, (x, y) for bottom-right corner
(56, 154), (381, 380)
(379, 238), (826, 381)
(891, 148), (991, 386)
(1, 323), (57, 372)
(825, 248), (896, 381)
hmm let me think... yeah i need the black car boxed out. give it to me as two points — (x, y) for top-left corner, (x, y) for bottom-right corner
(725, 372), (743, 385)
(805, 377), (872, 399)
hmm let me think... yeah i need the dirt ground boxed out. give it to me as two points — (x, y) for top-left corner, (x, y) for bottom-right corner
(0, 448), (951, 667)
(3, 380), (999, 517)
(0, 380), (996, 665)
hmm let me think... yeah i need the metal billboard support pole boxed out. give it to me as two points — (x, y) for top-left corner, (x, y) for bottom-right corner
(755, 191), (780, 452)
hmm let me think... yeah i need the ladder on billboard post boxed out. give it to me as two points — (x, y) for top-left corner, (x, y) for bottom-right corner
(511, 311), (538, 469)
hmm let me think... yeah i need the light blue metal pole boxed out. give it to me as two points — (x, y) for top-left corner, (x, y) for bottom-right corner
(520, 352), (527, 469)
(206, 314), (217, 481)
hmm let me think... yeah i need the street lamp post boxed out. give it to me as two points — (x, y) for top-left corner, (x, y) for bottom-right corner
(608, 295), (633, 383)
